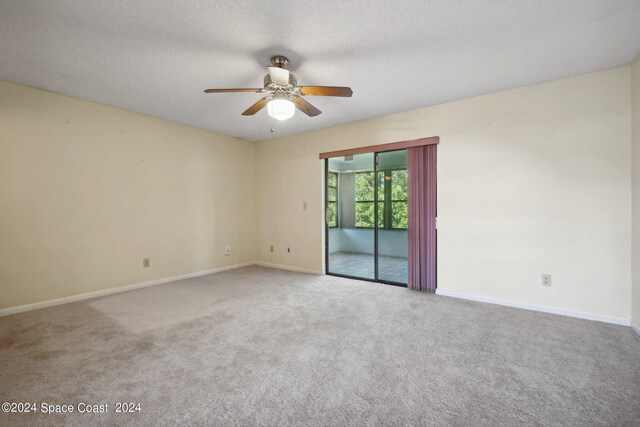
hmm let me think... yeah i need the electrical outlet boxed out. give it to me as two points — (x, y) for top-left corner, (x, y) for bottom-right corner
(270, 245), (274, 253)
(542, 274), (551, 286)
(224, 246), (231, 256)
(143, 258), (151, 268)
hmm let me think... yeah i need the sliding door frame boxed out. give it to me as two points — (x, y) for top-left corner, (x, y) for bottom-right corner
(373, 153), (379, 281)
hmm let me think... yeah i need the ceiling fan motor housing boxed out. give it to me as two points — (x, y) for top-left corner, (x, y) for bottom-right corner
(264, 73), (297, 89)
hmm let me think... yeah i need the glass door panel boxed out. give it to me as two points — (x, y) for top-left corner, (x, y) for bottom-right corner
(326, 153), (375, 280)
(376, 150), (408, 284)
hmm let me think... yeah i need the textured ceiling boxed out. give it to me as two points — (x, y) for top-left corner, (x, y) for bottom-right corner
(2, 0), (640, 141)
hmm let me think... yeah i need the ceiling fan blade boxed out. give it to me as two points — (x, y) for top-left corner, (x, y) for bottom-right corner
(268, 67), (290, 85)
(292, 96), (322, 117)
(204, 88), (262, 93)
(298, 86), (353, 97)
(241, 97), (269, 116)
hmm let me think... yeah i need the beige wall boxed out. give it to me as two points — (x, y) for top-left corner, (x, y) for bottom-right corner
(256, 67), (632, 321)
(0, 81), (255, 309)
(632, 56), (640, 330)
(2, 66), (635, 322)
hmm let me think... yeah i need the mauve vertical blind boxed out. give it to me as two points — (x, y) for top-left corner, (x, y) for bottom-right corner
(407, 144), (437, 292)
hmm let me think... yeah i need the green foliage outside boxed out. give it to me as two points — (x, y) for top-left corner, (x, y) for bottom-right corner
(355, 169), (408, 229)
(390, 170), (408, 229)
(355, 172), (378, 228)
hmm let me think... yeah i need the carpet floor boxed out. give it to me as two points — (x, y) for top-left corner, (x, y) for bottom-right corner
(1, 266), (639, 426)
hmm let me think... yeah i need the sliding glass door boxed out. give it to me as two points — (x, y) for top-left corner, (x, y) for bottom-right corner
(325, 149), (408, 286)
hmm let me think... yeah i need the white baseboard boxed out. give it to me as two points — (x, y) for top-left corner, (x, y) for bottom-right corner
(0, 261), (255, 318)
(254, 261), (322, 275)
(435, 289), (630, 326)
(631, 321), (640, 337)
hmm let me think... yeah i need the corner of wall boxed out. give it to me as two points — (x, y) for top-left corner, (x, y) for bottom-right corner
(631, 53), (640, 334)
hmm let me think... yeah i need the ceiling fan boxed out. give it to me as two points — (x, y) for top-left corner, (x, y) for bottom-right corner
(203, 55), (353, 121)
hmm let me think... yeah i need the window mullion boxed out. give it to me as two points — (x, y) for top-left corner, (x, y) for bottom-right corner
(384, 170), (392, 229)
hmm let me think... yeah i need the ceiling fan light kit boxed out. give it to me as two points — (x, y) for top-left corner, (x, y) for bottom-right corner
(204, 55), (353, 121)
(267, 93), (296, 121)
